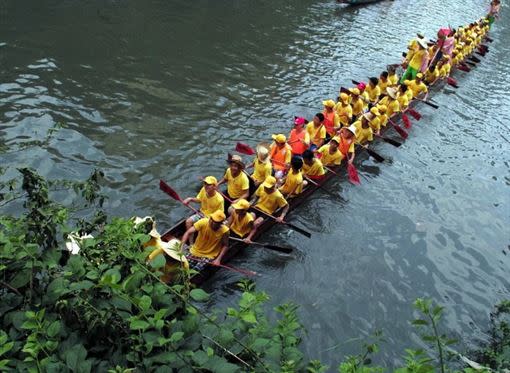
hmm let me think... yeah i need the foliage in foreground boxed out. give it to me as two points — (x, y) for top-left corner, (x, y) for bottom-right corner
(0, 168), (508, 372)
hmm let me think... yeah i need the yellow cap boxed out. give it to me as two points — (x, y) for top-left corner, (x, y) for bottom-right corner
(232, 198), (251, 210)
(330, 136), (341, 144)
(322, 99), (336, 108)
(340, 92), (349, 103)
(350, 88), (360, 95)
(377, 105), (387, 113)
(416, 72), (423, 79)
(203, 176), (218, 185)
(210, 210), (226, 223)
(262, 176), (277, 188)
(272, 134), (286, 143)
(370, 107), (379, 116)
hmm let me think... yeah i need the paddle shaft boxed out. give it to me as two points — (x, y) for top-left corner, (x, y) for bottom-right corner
(229, 237), (292, 254)
(217, 190), (311, 238)
(186, 256), (257, 277)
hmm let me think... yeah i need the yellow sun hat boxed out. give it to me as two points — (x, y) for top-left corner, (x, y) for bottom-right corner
(203, 176), (218, 185)
(262, 176), (277, 188)
(232, 199), (251, 210)
(272, 134), (287, 143)
(340, 92), (349, 103)
(322, 99), (336, 108)
(210, 210), (226, 223)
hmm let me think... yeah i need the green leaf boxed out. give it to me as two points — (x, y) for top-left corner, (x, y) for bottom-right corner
(207, 346), (214, 357)
(46, 321), (60, 338)
(69, 280), (95, 292)
(9, 269), (31, 288)
(190, 289), (209, 302)
(0, 341), (14, 357)
(101, 268), (121, 285)
(150, 253), (166, 269)
(207, 355), (239, 373)
(240, 311), (257, 324)
(411, 319), (429, 326)
(138, 295), (152, 312)
(192, 350), (209, 366)
(169, 331), (184, 343)
(130, 319), (150, 331)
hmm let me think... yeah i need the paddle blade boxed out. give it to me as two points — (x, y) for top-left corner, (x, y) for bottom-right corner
(366, 148), (385, 163)
(393, 123), (409, 139)
(235, 142), (256, 155)
(458, 64), (471, 72)
(446, 77), (459, 88)
(408, 108), (422, 121)
(347, 163), (361, 185)
(159, 180), (182, 201)
(402, 114), (412, 129)
(351, 79), (360, 86)
(378, 135), (402, 147)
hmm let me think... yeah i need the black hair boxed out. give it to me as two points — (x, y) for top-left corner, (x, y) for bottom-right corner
(380, 71), (388, 78)
(302, 149), (314, 161)
(399, 84), (407, 93)
(291, 156), (303, 169)
(315, 113), (325, 122)
(369, 77), (379, 86)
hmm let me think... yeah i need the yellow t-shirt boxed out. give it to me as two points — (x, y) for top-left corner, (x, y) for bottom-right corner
(404, 80), (428, 98)
(380, 98), (400, 117)
(196, 187), (224, 217)
(302, 159), (326, 177)
(388, 73), (399, 85)
(439, 63), (451, 78)
(334, 103), (353, 127)
(425, 69), (439, 84)
(397, 93), (409, 109)
(378, 79), (388, 93)
(409, 49), (428, 70)
(318, 144), (343, 166)
(378, 113), (388, 127)
(368, 116), (381, 132)
(306, 122), (327, 146)
(224, 168), (249, 199)
(356, 126), (373, 145)
(351, 98), (364, 117)
(366, 85), (381, 103)
(190, 218), (229, 259)
(255, 185), (288, 215)
(279, 170), (303, 196)
(230, 211), (254, 238)
(251, 158), (272, 184)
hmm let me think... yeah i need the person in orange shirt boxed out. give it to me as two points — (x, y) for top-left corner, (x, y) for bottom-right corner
(322, 100), (340, 139)
(288, 117), (310, 156)
(269, 133), (292, 179)
(338, 126), (357, 165)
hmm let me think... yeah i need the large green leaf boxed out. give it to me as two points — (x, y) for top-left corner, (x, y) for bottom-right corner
(190, 289), (209, 302)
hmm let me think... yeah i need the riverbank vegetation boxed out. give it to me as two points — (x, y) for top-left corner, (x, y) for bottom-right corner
(0, 167), (508, 372)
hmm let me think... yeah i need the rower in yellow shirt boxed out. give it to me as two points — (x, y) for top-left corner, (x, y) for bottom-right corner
(425, 65), (439, 85)
(376, 105), (389, 128)
(251, 144), (272, 188)
(397, 84), (410, 110)
(183, 176), (224, 232)
(218, 155), (250, 203)
(379, 87), (400, 117)
(317, 136), (343, 166)
(227, 199), (257, 244)
(356, 114), (374, 145)
(251, 176), (289, 225)
(366, 77), (381, 104)
(145, 227), (189, 283)
(279, 156), (304, 197)
(306, 113), (327, 150)
(404, 73), (428, 98)
(378, 71), (389, 93)
(180, 210), (230, 266)
(387, 65), (400, 86)
(366, 107), (381, 134)
(334, 93), (353, 127)
(349, 88), (365, 119)
(302, 149), (326, 181)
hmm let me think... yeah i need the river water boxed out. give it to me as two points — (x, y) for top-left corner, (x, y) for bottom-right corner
(1, 0), (509, 367)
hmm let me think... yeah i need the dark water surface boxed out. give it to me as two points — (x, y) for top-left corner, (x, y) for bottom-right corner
(1, 0), (509, 367)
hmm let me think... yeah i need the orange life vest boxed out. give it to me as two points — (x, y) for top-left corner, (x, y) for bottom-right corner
(289, 129), (307, 155)
(322, 110), (336, 136)
(339, 137), (353, 156)
(270, 144), (290, 171)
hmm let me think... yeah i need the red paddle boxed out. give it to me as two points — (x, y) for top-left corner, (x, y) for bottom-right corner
(235, 142), (256, 155)
(408, 108), (422, 121)
(402, 113), (412, 129)
(388, 118), (409, 139)
(347, 163), (361, 185)
(446, 77), (459, 88)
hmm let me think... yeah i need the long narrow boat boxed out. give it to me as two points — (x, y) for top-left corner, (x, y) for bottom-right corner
(160, 71), (455, 284)
(337, 0), (388, 5)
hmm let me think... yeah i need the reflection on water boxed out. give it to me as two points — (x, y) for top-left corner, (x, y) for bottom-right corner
(1, 0), (509, 366)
